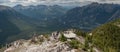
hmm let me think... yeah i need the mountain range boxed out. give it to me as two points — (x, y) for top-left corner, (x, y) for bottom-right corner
(0, 2), (120, 47)
(59, 2), (120, 30)
(13, 4), (68, 20)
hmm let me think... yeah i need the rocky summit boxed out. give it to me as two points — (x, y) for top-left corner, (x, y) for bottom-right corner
(4, 30), (101, 52)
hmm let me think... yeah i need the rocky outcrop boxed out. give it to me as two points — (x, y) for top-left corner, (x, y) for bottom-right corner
(63, 31), (76, 39)
(4, 30), (101, 52)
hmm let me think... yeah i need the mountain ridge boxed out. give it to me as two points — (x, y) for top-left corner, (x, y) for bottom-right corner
(59, 3), (120, 31)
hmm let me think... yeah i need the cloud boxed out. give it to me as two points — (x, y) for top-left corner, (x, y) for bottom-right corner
(0, 0), (120, 6)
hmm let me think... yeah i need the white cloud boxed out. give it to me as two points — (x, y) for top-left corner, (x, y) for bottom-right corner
(0, 0), (120, 6)
(9, 0), (15, 2)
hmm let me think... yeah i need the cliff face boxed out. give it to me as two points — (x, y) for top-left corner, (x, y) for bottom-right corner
(4, 30), (101, 52)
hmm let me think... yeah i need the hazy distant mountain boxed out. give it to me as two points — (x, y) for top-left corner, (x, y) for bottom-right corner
(60, 3), (120, 31)
(13, 3), (120, 31)
(13, 4), (69, 20)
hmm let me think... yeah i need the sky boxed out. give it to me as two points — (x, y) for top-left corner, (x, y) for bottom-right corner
(0, 0), (120, 6)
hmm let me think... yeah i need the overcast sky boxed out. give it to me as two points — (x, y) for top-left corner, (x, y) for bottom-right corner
(0, 0), (120, 6)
